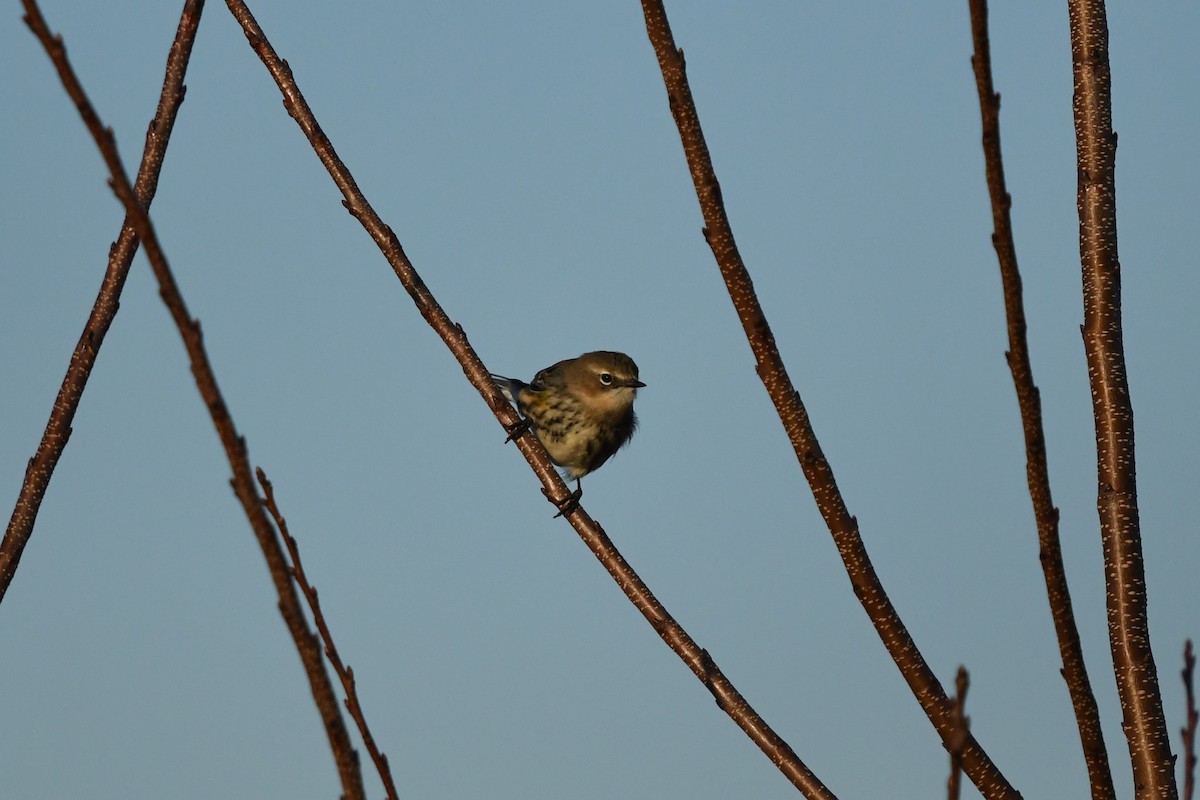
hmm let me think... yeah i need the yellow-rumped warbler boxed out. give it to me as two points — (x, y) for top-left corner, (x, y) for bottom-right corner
(493, 351), (644, 492)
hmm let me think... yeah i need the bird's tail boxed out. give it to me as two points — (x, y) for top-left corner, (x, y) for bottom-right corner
(490, 374), (526, 406)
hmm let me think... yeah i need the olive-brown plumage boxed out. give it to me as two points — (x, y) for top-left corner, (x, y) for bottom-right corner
(493, 351), (644, 482)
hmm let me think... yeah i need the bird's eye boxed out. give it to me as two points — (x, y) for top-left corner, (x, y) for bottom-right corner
(599, 372), (614, 386)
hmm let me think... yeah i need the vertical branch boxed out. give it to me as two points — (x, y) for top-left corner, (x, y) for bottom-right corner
(20, 4), (366, 798)
(1183, 641), (1197, 800)
(0, 0), (204, 606)
(637, 2), (1021, 798)
(947, 667), (971, 800)
(221, 2), (835, 796)
(1066, 2), (1177, 798)
(965, 2), (1115, 798)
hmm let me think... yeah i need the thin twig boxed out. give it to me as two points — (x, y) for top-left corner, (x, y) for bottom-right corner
(1066, 2), (1177, 798)
(257, 468), (401, 800)
(1183, 641), (1197, 800)
(636, 2), (1019, 798)
(948, 667), (970, 800)
(221, 1), (834, 796)
(20, 4), (365, 798)
(0, 0), (204, 606)
(965, 2), (1115, 798)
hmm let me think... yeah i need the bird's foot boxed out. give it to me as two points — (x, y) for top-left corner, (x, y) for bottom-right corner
(504, 417), (532, 444)
(546, 482), (583, 518)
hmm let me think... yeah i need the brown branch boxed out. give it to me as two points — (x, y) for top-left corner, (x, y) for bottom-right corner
(966, 2), (1116, 798)
(0, 0), (203, 606)
(257, 468), (400, 800)
(1183, 641), (1197, 800)
(1066, 2), (1177, 798)
(19, 4), (365, 798)
(947, 667), (971, 800)
(636, 2), (1021, 798)
(221, 1), (834, 796)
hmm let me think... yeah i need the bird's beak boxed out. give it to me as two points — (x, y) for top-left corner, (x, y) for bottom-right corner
(628, 379), (646, 389)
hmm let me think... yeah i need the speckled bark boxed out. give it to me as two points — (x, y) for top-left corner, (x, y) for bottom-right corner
(967, 2), (1115, 798)
(1067, 1), (1177, 797)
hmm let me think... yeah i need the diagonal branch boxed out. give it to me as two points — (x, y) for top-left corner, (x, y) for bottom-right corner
(966, 2), (1115, 798)
(20, 4), (366, 798)
(1066, 2), (1177, 798)
(222, 2), (834, 796)
(1, 0), (204, 607)
(257, 468), (400, 800)
(637, 1), (1020, 798)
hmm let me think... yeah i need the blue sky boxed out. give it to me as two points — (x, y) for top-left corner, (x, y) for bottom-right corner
(2, 2), (1197, 798)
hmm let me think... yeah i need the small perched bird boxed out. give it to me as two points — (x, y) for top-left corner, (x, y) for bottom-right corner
(492, 351), (645, 494)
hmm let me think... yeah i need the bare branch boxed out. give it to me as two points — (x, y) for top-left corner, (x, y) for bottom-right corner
(1, 0), (203, 606)
(948, 667), (971, 800)
(19, 4), (365, 797)
(1183, 641), (1197, 800)
(221, 1), (834, 796)
(1066, 1), (1177, 797)
(257, 468), (401, 800)
(966, 2), (1115, 798)
(637, 1), (1019, 797)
